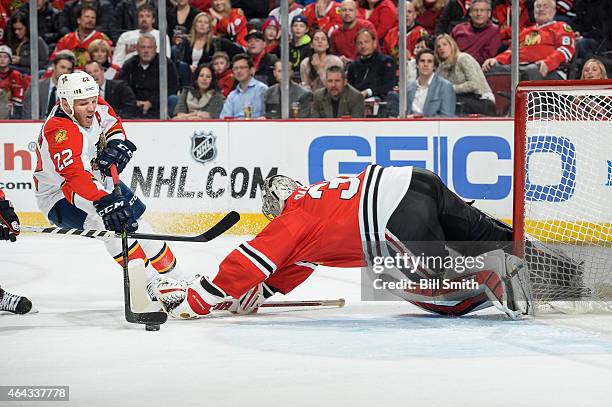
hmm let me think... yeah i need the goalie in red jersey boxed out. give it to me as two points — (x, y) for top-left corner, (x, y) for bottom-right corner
(158, 166), (533, 320)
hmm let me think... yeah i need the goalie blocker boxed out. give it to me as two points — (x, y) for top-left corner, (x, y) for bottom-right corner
(155, 165), (533, 320)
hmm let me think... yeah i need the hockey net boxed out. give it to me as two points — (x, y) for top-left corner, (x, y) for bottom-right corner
(514, 80), (612, 314)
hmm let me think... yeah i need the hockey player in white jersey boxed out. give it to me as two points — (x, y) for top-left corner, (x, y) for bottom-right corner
(32, 71), (191, 295)
(157, 166), (532, 320)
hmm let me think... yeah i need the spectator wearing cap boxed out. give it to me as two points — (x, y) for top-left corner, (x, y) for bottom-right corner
(311, 64), (365, 118)
(268, 0), (304, 25)
(347, 28), (396, 100)
(57, 0), (114, 39)
(52, 5), (113, 69)
(220, 53), (268, 119)
(451, 0), (500, 65)
(24, 52), (75, 119)
(303, 0), (342, 34)
(262, 16), (280, 56)
(245, 28), (278, 86)
(0, 45), (30, 118)
(265, 60), (312, 119)
(209, 0), (248, 47)
(358, 0), (398, 42)
(331, 0), (376, 63)
(290, 14), (312, 73)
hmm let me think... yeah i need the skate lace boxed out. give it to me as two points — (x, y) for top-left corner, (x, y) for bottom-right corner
(0, 291), (21, 312)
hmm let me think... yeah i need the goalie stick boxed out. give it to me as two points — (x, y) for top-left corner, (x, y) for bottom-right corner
(20, 211), (240, 243)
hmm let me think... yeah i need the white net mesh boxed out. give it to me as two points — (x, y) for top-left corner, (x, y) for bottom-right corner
(520, 87), (612, 310)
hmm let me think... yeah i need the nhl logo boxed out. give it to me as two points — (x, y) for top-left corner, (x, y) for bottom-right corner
(191, 130), (217, 164)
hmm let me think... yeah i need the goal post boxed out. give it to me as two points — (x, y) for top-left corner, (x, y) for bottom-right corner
(513, 80), (612, 313)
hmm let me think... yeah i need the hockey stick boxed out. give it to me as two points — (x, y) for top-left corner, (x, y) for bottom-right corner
(261, 298), (346, 308)
(111, 165), (167, 330)
(20, 211), (240, 242)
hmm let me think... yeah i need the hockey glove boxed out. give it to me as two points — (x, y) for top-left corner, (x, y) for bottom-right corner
(0, 198), (20, 241)
(97, 139), (137, 176)
(227, 282), (276, 314)
(93, 190), (138, 233)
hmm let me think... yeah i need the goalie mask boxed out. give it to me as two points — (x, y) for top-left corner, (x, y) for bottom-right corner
(261, 175), (300, 220)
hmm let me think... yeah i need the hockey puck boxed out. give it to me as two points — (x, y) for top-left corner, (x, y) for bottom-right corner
(145, 324), (160, 331)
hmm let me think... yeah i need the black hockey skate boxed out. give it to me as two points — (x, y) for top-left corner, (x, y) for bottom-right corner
(0, 286), (33, 314)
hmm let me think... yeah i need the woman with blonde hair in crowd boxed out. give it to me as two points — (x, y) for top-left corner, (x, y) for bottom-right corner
(434, 33), (496, 115)
(175, 12), (216, 70)
(580, 58), (608, 80)
(413, 0), (448, 35)
(300, 29), (343, 92)
(173, 63), (226, 119)
(209, 0), (248, 47)
(88, 39), (120, 80)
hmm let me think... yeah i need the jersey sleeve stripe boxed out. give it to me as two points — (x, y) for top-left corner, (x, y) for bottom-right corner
(295, 261), (317, 270)
(237, 243), (276, 276)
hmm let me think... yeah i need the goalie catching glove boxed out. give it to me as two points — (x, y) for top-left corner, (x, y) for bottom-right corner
(93, 190), (138, 232)
(0, 194), (20, 241)
(97, 139), (137, 176)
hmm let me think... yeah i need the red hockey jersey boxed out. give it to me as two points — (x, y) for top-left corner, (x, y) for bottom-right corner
(213, 165), (414, 298)
(213, 9), (248, 47)
(383, 24), (429, 62)
(0, 68), (30, 105)
(52, 30), (113, 69)
(358, 0), (398, 42)
(495, 21), (576, 72)
(303, 1), (342, 35)
(0, 2), (6, 45)
(33, 97), (127, 217)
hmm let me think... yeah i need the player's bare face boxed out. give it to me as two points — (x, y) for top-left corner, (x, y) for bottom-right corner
(312, 31), (329, 52)
(72, 96), (98, 128)
(582, 61), (605, 80)
(137, 11), (154, 31)
(326, 72), (346, 98)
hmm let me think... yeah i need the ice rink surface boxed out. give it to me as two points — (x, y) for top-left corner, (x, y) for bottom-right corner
(2, 234), (612, 407)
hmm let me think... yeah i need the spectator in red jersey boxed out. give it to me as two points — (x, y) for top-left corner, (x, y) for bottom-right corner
(435, 0), (471, 34)
(7, 12), (50, 75)
(451, 0), (501, 65)
(347, 28), (396, 100)
(0, 45), (30, 118)
(289, 15), (312, 73)
(331, 0), (375, 63)
(168, 0), (201, 42)
(268, 0), (304, 25)
(212, 50), (234, 96)
(209, 0), (248, 47)
(483, 0), (576, 80)
(88, 38), (120, 80)
(0, 0), (26, 15)
(261, 16), (280, 56)
(52, 5), (113, 69)
(57, 0), (114, 39)
(300, 29), (343, 92)
(303, 0), (342, 35)
(413, 0), (447, 35)
(0, 2), (8, 46)
(383, 1), (429, 64)
(492, 0), (532, 42)
(192, 0), (212, 12)
(358, 0), (398, 43)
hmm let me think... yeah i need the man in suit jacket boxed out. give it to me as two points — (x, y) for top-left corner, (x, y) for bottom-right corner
(310, 65), (364, 118)
(406, 48), (456, 117)
(85, 61), (138, 119)
(24, 52), (75, 119)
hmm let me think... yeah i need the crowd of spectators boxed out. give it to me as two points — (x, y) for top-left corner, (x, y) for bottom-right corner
(0, 0), (610, 120)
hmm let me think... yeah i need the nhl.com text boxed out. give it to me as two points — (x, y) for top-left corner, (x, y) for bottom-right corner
(370, 253), (486, 291)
